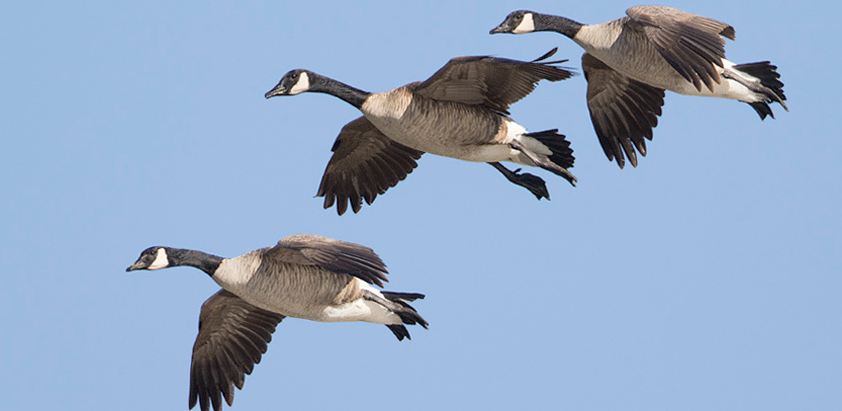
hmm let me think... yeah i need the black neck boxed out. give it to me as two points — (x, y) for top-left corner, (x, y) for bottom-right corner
(310, 73), (371, 109)
(166, 248), (223, 276)
(533, 13), (584, 39)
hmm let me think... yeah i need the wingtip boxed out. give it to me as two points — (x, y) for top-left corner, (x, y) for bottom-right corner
(531, 47), (559, 63)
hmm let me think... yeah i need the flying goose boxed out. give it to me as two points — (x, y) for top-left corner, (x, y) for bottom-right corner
(265, 49), (577, 215)
(491, 6), (788, 168)
(126, 234), (427, 411)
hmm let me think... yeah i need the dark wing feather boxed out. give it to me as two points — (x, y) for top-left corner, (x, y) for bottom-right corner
(267, 234), (388, 287)
(582, 53), (665, 169)
(317, 116), (423, 215)
(189, 290), (285, 411)
(627, 5), (735, 92)
(413, 48), (574, 114)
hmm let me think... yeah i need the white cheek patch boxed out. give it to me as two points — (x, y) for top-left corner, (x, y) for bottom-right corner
(513, 13), (535, 34)
(289, 72), (311, 95)
(148, 248), (169, 270)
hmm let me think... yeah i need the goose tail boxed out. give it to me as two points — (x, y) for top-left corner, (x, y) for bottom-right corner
(519, 129), (577, 186)
(378, 291), (428, 341)
(728, 61), (788, 120)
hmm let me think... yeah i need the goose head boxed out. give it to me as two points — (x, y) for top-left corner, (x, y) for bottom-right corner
(490, 10), (536, 34)
(126, 246), (171, 271)
(265, 69), (314, 98)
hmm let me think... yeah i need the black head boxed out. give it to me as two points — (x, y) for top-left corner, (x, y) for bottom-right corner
(490, 10), (535, 34)
(126, 246), (170, 272)
(265, 69), (314, 98)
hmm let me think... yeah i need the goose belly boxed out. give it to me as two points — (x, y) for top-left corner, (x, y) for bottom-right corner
(320, 298), (398, 324)
(362, 95), (505, 161)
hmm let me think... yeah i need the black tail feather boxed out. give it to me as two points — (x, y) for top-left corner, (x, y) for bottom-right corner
(381, 291), (425, 302)
(748, 101), (774, 120)
(372, 291), (429, 341)
(522, 129), (576, 170)
(382, 292), (429, 329)
(732, 61), (788, 119)
(387, 324), (411, 341)
(516, 129), (577, 187)
(733, 61), (786, 100)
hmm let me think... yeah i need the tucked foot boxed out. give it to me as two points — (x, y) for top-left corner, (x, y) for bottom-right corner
(489, 162), (550, 200)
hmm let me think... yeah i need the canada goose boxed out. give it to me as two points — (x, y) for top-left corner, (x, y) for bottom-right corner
(265, 49), (577, 215)
(491, 6), (788, 168)
(126, 234), (427, 411)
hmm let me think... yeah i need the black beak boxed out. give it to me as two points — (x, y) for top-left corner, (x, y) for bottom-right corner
(265, 84), (286, 99)
(489, 25), (507, 34)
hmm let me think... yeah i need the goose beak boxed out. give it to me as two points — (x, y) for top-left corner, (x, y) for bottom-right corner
(264, 84), (286, 99)
(126, 261), (143, 272)
(489, 25), (506, 34)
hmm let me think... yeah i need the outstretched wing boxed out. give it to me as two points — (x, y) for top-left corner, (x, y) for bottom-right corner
(582, 53), (665, 169)
(189, 290), (285, 411)
(627, 5), (735, 92)
(413, 48), (574, 114)
(267, 234), (389, 287)
(317, 116), (424, 215)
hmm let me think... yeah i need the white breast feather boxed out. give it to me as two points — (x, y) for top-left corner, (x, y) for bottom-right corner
(362, 90), (411, 121)
(212, 254), (262, 288)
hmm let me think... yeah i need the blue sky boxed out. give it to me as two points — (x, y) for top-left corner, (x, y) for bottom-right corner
(2, 1), (840, 410)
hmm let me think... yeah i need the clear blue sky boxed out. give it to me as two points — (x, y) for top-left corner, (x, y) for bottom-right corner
(2, 1), (839, 410)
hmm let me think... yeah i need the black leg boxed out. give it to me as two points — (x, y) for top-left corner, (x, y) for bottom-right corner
(488, 162), (550, 200)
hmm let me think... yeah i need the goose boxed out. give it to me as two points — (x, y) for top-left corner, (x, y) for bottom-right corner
(491, 6), (788, 168)
(264, 49), (577, 215)
(126, 234), (427, 411)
